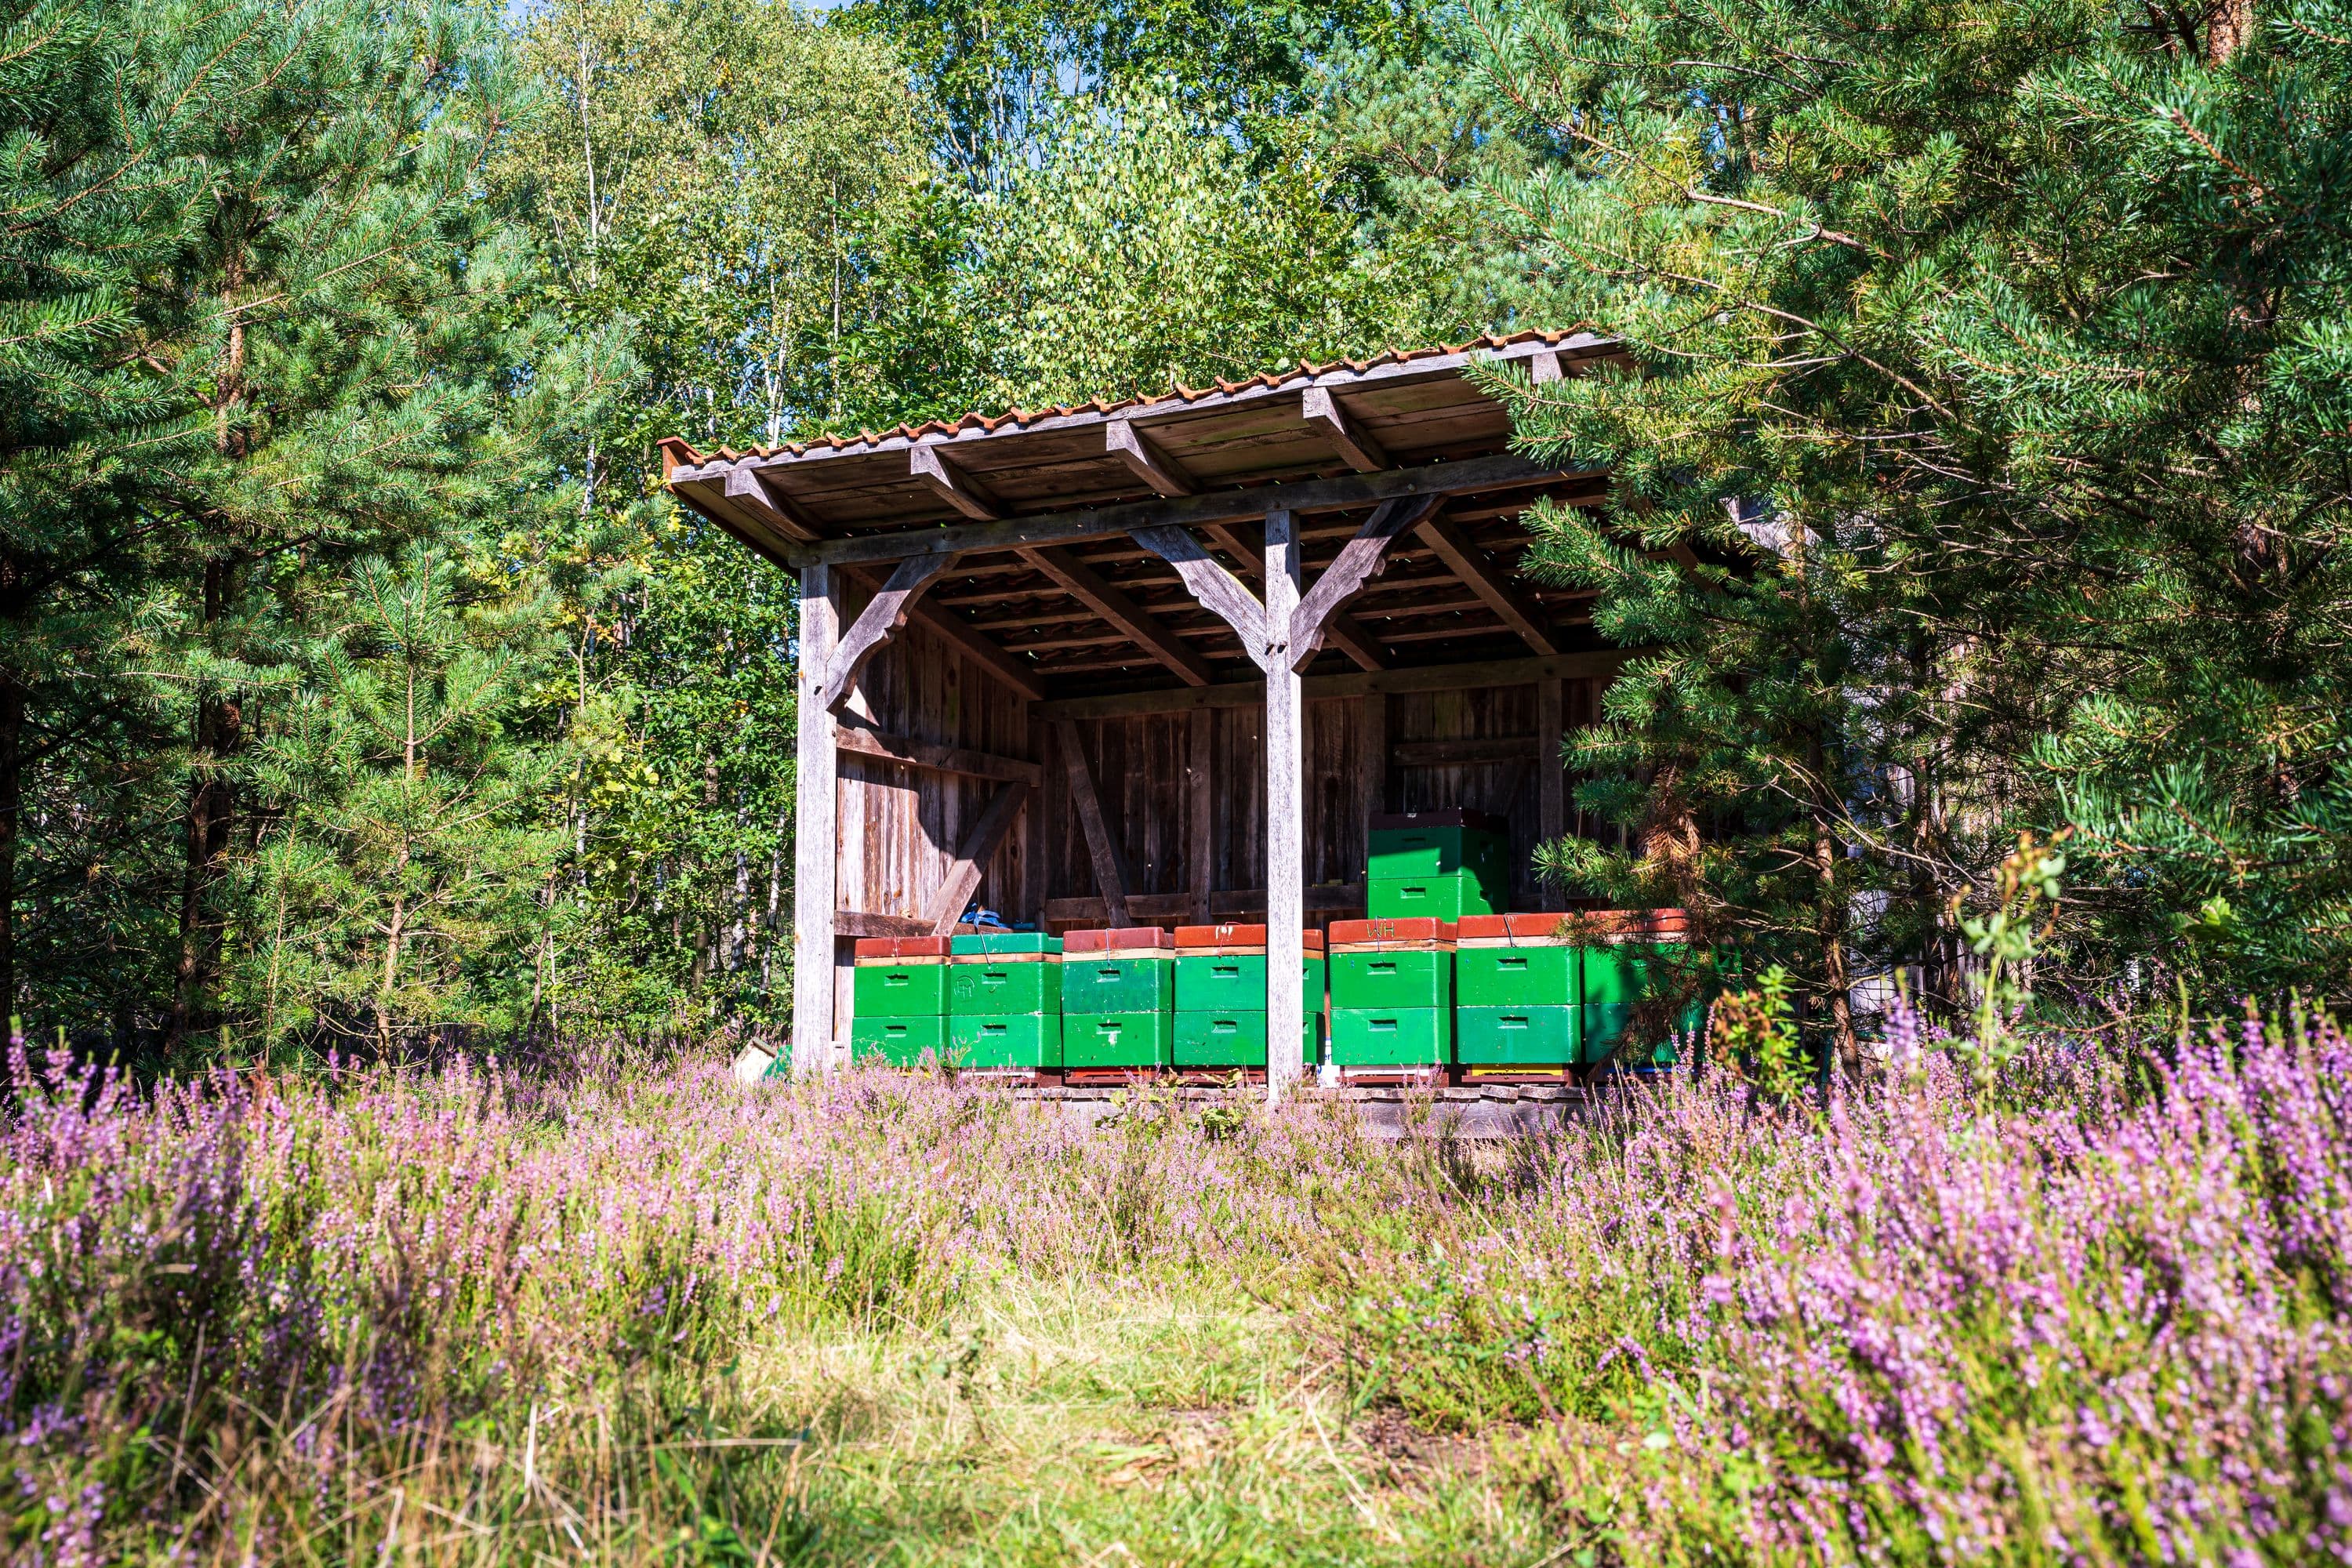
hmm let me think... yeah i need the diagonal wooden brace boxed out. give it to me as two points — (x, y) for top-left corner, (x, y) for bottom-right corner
(821, 552), (959, 713)
(1287, 495), (1440, 673)
(1131, 524), (1270, 670)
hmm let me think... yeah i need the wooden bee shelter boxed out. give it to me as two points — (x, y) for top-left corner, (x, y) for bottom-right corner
(660, 330), (1632, 1098)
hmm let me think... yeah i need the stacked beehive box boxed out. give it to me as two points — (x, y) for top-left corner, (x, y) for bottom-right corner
(1327, 917), (1455, 1078)
(1173, 924), (1324, 1074)
(948, 932), (1063, 1071)
(850, 936), (950, 1065)
(1454, 914), (1579, 1076)
(1580, 909), (1700, 1070)
(1061, 927), (1176, 1073)
(1367, 810), (1508, 921)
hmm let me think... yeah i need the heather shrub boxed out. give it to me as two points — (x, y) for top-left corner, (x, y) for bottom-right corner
(4, 1011), (2347, 1563)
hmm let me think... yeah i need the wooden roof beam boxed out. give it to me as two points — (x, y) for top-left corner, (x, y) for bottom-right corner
(724, 466), (823, 545)
(1302, 386), (1388, 473)
(810, 452), (1589, 566)
(1106, 420), (1196, 497)
(1017, 544), (1218, 687)
(910, 443), (1000, 521)
(1409, 511), (1563, 657)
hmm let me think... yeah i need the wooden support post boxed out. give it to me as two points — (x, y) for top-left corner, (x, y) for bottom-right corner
(1537, 677), (1566, 843)
(925, 780), (1029, 935)
(1262, 508), (1306, 1099)
(1204, 522), (1385, 673)
(1054, 720), (1131, 925)
(1186, 707), (1214, 921)
(792, 562), (840, 1076)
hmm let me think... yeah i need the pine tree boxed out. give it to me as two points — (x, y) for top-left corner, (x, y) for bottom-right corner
(1465, 0), (2352, 1032)
(241, 544), (560, 1048)
(136, 0), (549, 1053)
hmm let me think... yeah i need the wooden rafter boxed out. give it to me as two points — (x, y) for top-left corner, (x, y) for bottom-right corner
(1017, 544), (1218, 687)
(1105, 420), (1196, 497)
(1031, 651), (1623, 720)
(909, 444), (1000, 521)
(725, 466), (822, 544)
(1411, 511), (1562, 657)
(1302, 386), (1388, 472)
(821, 552), (958, 713)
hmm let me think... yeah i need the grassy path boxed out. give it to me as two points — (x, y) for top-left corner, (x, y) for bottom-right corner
(714, 1283), (1551, 1566)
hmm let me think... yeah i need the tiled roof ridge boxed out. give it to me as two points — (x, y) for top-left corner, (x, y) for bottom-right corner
(663, 328), (1588, 469)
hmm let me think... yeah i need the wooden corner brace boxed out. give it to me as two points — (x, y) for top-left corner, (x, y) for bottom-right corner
(1286, 494), (1439, 673)
(820, 552), (960, 713)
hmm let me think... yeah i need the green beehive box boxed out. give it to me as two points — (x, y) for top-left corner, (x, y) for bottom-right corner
(1367, 872), (1501, 922)
(1175, 953), (1328, 1014)
(1172, 1011), (1317, 1069)
(1367, 818), (1511, 882)
(949, 1011), (1064, 1069)
(1062, 955), (1174, 1015)
(1457, 1005), (1577, 1065)
(853, 960), (949, 1017)
(1329, 947), (1453, 1011)
(949, 933), (1063, 956)
(949, 958), (1059, 1015)
(1329, 1007), (1450, 1066)
(1065, 1011), (1174, 1069)
(1457, 944), (1577, 1007)
(851, 1014), (948, 1066)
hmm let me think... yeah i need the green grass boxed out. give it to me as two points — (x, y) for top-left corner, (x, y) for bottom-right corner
(619, 1281), (1553, 1566)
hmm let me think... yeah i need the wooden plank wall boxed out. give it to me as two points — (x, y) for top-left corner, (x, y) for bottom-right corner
(826, 584), (1610, 948)
(833, 582), (1034, 927)
(1033, 680), (1610, 927)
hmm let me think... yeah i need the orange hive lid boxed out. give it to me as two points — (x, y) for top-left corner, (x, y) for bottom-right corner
(1327, 917), (1458, 946)
(853, 935), (951, 960)
(1063, 926), (1175, 953)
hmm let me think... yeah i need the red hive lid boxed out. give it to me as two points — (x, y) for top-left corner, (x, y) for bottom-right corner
(1456, 913), (1581, 941)
(853, 935), (952, 960)
(1063, 926), (1175, 953)
(1328, 917), (1458, 946)
(1569, 908), (1694, 940)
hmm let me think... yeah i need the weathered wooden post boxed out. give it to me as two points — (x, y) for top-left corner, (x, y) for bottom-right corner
(1264, 508), (1305, 1097)
(792, 561), (839, 1076)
